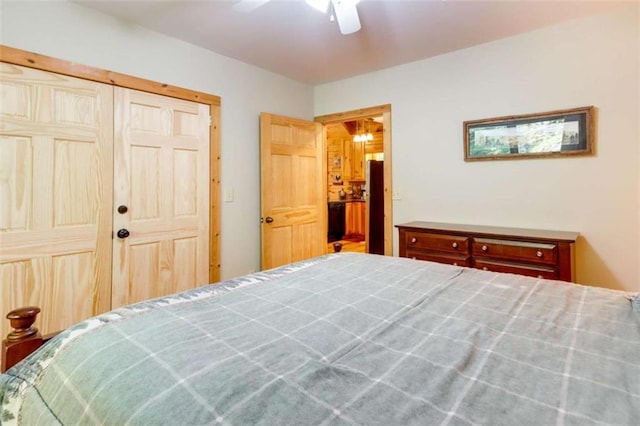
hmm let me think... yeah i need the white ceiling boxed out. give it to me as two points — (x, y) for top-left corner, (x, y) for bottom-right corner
(76, 0), (626, 84)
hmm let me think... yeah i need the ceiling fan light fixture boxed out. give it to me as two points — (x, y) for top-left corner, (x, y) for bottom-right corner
(331, 0), (361, 35)
(305, 0), (330, 13)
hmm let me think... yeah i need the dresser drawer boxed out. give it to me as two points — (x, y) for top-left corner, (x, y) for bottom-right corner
(405, 232), (469, 254)
(474, 259), (558, 280)
(406, 250), (470, 267)
(472, 238), (557, 265)
(397, 222), (577, 282)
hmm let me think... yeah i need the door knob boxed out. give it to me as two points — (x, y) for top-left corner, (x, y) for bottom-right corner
(116, 229), (130, 239)
(117, 205), (128, 214)
(265, 217), (274, 223)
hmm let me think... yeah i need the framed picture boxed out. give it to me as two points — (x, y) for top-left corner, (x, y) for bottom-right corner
(464, 106), (594, 161)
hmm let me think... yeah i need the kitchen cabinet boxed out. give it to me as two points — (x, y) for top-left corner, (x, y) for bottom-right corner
(345, 201), (365, 239)
(351, 140), (365, 180)
(342, 139), (352, 180)
(342, 139), (364, 181)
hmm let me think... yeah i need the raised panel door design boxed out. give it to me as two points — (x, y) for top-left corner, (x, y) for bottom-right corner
(174, 149), (198, 216)
(260, 113), (325, 269)
(173, 238), (198, 293)
(269, 226), (293, 268)
(296, 155), (317, 207)
(271, 155), (292, 209)
(112, 88), (210, 308)
(293, 222), (319, 262)
(130, 146), (161, 220)
(0, 136), (32, 231)
(0, 63), (113, 339)
(54, 90), (96, 126)
(54, 140), (98, 226)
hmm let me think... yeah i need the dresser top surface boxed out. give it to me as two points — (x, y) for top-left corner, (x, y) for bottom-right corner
(395, 221), (579, 242)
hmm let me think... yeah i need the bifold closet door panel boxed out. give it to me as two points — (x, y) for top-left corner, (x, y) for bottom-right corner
(0, 63), (114, 339)
(112, 87), (210, 308)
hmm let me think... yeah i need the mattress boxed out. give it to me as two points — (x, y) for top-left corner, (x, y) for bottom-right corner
(1, 253), (638, 425)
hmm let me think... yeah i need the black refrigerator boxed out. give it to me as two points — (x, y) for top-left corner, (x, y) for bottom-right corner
(367, 160), (384, 255)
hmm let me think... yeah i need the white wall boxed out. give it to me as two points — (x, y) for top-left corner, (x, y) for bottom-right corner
(1, 1), (315, 280)
(315, 4), (640, 292)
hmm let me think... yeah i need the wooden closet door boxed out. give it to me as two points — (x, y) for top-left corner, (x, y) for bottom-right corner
(0, 63), (113, 339)
(112, 88), (210, 308)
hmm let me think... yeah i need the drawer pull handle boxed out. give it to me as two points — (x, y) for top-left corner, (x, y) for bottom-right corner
(452, 242), (458, 249)
(411, 237), (417, 243)
(481, 245), (488, 252)
(482, 267), (488, 271)
(536, 251), (543, 258)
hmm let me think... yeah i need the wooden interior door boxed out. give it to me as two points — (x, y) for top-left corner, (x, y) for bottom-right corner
(260, 113), (326, 270)
(0, 63), (113, 338)
(112, 88), (210, 308)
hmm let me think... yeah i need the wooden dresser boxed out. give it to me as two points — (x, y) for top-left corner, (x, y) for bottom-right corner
(396, 222), (579, 282)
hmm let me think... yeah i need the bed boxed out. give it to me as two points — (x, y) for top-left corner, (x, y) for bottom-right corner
(1, 252), (639, 425)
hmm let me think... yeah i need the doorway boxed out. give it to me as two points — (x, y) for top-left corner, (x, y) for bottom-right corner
(315, 105), (393, 256)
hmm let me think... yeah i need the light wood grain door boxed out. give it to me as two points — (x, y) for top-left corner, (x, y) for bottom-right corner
(112, 88), (210, 308)
(0, 63), (113, 338)
(260, 113), (326, 270)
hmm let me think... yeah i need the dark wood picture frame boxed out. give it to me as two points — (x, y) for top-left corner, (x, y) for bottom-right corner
(464, 106), (595, 161)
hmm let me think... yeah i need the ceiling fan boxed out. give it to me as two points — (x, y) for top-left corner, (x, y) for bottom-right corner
(233, 0), (362, 35)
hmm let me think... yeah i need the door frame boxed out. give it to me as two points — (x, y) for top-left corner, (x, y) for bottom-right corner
(0, 45), (222, 283)
(315, 104), (393, 256)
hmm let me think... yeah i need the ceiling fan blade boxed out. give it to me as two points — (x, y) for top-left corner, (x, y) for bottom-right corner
(233, 0), (270, 13)
(306, 0), (330, 14)
(331, 0), (361, 35)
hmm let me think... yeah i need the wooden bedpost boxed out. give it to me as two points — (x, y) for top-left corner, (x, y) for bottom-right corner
(1, 307), (44, 373)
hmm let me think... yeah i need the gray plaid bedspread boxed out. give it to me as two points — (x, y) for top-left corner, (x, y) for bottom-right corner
(1, 253), (639, 425)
